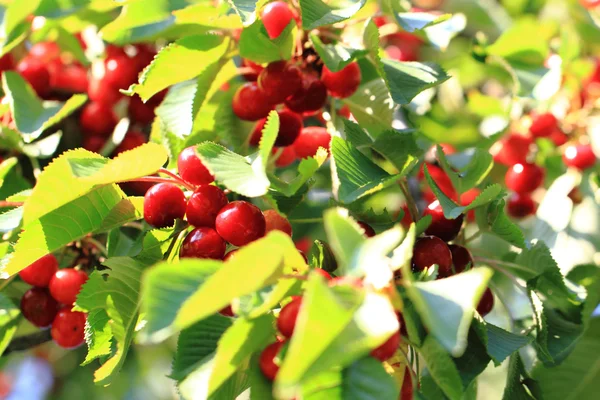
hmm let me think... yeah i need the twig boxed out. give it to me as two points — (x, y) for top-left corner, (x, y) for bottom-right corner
(288, 218), (323, 224)
(158, 168), (195, 191)
(84, 237), (107, 256)
(3, 330), (52, 356)
(123, 176), (189, 188)
(0, 201), (23, 208)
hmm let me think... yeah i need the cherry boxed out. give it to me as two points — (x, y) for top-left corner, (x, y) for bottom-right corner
(49, 268), (88, 306)
(132, 44), (156, 71)
(580, 0), (600, 9)
(506, 192), (536, 218)
(549, 129), (568, 146)
(477, 288), (494, 316)
(113, 129), (146, 156)
(400, 205), (413, 228)
(219, 305), (235, 317)
(284, 75), (328, 115)
(88, 77), (123, 105)
(313, 268), (332, 280)
(423, 200), (464, 242)
(459, 188), (480, 222)
(29, 42), (60, 63)
(179, 227), (226, 260)
(250, 109), (303, 147)
(258, 61), (303, 104)
(448, 244), (473, 274)
(273, 146), (297, 167)
(529, 112), (557, 138)
(490, 134), (533, 166)
(18, 254), (59, 287)
(143, 183), (187, 228)
(382, 32), (423, 61)
(20, 288), (59, 328)
(232, 82), (274, 121)
(277, 296), (301, 338)
(562, 144), (596, 170)
(215, 201), (266, 246)
(240, 58), (264, 81)
(264, 209), (292, 237)
(411, 236), (452, 276)
(177, 146), (215, 186)
(104, 54), (138, 89)
(128, 95), (158, 125)
(51, 309), (86, 348)
(80, 102), (118, 137)
(82, 135), (105, 153)
(357, 221), (375, 237)
(51, 64), (89, 94)
(418, 163), (456, 200)
(16, 57), (51, 97)
(0, 53), (14, 73)
(261, 1), (294, 39)
(295, 237), (312, 254)
(259, 341), (285, 381)
(338, 105), (352, 119)
(321, 63), (362, 99)
(292, 127), (331, 158)
(505, 163), (545, 194)
(371, 330), (400, 361)
(186, 185), (229, 228)
(400, 369), (413, 400)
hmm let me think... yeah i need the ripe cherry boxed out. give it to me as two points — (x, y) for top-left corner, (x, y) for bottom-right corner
(505, 163), (545, 194)
(562, 144), (596, 170)
(459, 188), (480, 222)
(29, 42), (60, 63)
(419, 163), (457, 200)
(371, 330), (400, 361)
(240, 58), (263, 81)
(0, 53), (14, 73)
(580, 0), (600, 9)
(549, 129), (568, 146)
(104, 54), (138, 90)
(80, 102), (118, 137)
(51, 63), (89, 94)
(113, 130), (146, 156)
(258, 61), (303, 104)
(179, 227), (226, 260)
(506, 192), (536, 218)
(400, 369), (413, 400)
(232, 82), (274, 121)
(477, 288), (494, 316)
(20, 288), (59, 328)
(321, 63), (362, 99)
(411, 236), (452, 276)
(178, 146), (214, 186)
(49, 268), (88, 306)
(423, 200), (464, 242)
(215, 201), (266, 246)
(219, 305), (235, 317)
(51, 309), (86, 348)
(357, 221), (376, 237)
(88, 77), (123, 105)
(313, 268), (333, 280)
(292, 127), (331, 158)
(259, 341), (285, 381)
(382, 32), (423, 61)
(186, 185), (229, 228)
(264, 209), (292, 237)
(529, 112), (557, 138)
(261, 1), (294, 39)
(128, 95), (157, 125)
(277, 296), (301, 338)
(16, 57), (51, 97)
(284, 75), (328, 115)
(250, 109), (303, 147)
(18, 254), (59, 287)
(82, 135), (105, 153)
(273, 146), (297, 167)
(143, 183), (187, 228)
(448, 244), (473, 274)
(490, 134), (533, 166)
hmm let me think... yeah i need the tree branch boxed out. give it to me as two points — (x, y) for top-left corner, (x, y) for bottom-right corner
(3, 330), (52, 356)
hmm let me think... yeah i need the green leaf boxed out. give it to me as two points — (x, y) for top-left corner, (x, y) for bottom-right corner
(227, 0), (259, 26)
(173, 3), (243, 29)
(269, 149), (328, 196)
(0, 0), (41, 40)
(323, 207), (366, 274)
(98, 197), (144, 233)
(419, 336), (463, 400)
(239, 19), (296, 63)
(487, 19), (549, 67)
(453, 321), (491, 388)
(502, 354), (535, 400)
(310, 33), (368, 72)
(342, 79), (394, 137)
(299, 0), (366, 30)
(82, 309), (113, 365)
(381, 59), (450, 105)
(475, 199), (526, 248)
(341, 357), (400, 399)
(0, 293), (20, 355)
(21, 131), (62, 159)
(372, 129), (422, 174)
(484, 323), (532, 365)
(437, 147), (494, 195)
(258, 111), (280, 169)
(394, 12), (451, 32)
(0, 206), (23, 233)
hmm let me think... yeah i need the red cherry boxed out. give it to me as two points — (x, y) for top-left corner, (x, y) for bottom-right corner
(491, 134), (534, 166)
(88, 77), (123, 105)
(80, 102), (118, 137)
(411, 236), (452, 276)
(128, 95), (157, 125)
(418, 163), (457, 200)
(477, 288), (494, 316)
(186, 185), (229, 228)
(371, 330), (400, 361)
(263, 209), (292, 237)
(459, 188), (480, 222)
(259, 341), (285, 381)
(132, 44), (156, 72)
(382, 32), (423, 61)
(215, 201), (266, 246)
(549, 129), (568, 146)
(219, 305), (235, 317)
(18, 254), (59, 287)
(16, 57), (51, 97)
(399, 205), (413, 228)
(113, 129), (146, 156)
(423, 200), (464, 242)
(273, 146), (297, 167)
(29, 42), (60, 63)
(177, 146), (215, 186)
(506, 192), (536, 218)
(295, 237), (312, 253)
(232, 82), (274, 121)
(143, 183), (187, 228)
(580, 0), (600, 9)
(51, 63), (89, 93)
(562, 144), (596, 170)
(292, 127), (331, 158)
(261, 1), (294, 39)
(357, 221), (376, 237)
(179, 227), (226, 260)
(321, 63), (362, 99)
(284, 75), (328, 115)
(400, 369), (413, 400)
(337, 105), (352, 119)
(505, 163), (545, 194)
(250, 109), (303, 147)
(240, 59), (264, 81)
(82, 135), (105, 153)
(277, 296), (301, 338)
(529, 113), (557, 138)
(51, 309), (86, 348)
(104, 54), (138, 90)
(49, 269), (88, 306)
(258, 61), (303, 104)
(313, 268), (332, 280)
(448, 244), (473, 274)
(0, 53), (14, 73)
(20, 288), (59, 328)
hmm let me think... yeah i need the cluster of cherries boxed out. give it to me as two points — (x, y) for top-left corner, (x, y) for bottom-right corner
(17, 254), (88, 349)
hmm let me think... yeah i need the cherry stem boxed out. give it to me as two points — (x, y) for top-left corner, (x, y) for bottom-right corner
(0, 201), (24, 208)
(4, 330), (52, 356)
(157, 168), (196, 191)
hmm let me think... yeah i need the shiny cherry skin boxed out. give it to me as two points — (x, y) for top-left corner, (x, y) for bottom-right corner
(88, 77), (123, 105)
(264, 209), (292, 237)
(29, 42), (60, 63)
(562, 144), (596, 170)
(0, 53), (14, 73)
(284, 75), (328, 114)
(215, 201), (266, 246)
(371, 330), (400, 361)
(177, 146), (214, 185)
(20, 288), (59, 328)
(80, 102), (118, 137)
(240, 58), (264, 81)
(321, 62), (362, 98)
(250, 109), (303, 147)
(104, 54), (138, 90)
(411, 236), (452, 276)
(277, 296), (301, 338)
(16, 57), (51, 97)
(18, 254), (58, 287)
(186, 185), (229, 228)
(477, 288), (494, 316)
(506, 192), (536, 218)
(232, 82), (274, 121)
(261, 1), (294, 39)
(292, 127), (331, 158)
(357, 221), (376, 237)
(529, 112), (557, 138)
(580, 0), (600, 9)
(259, 341), (285, 381)
(51, 63), (89, 93)
(273, 146), (297, 167)
(505, 163), (545, 194)
(143, 183), (187, 228)
(113, 129), (146, 156)
(49, 268), (88, 306)
(490, 134), (533, 166)
(179, 227), (226, 260)
(128, 95), (157, 125)
(258, 61), (303, 104)
(423, 200), (464, 242)
(448, 244), (473, 274)
(51, 309), (86, 348)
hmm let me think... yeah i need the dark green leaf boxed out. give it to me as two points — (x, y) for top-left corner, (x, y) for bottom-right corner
(341, 357), (400, 399)
(310, 33), (368, 72)
(419, 336), (463, 400)
(381, 59), (450, 105)
(299, 0), (366, 30)
(239, 20), (296, 63)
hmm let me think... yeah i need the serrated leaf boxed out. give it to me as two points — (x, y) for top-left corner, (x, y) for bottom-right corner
(227, 0), (259, 26)
(82, 309), (113, 365)
(437, 147), (494, 195)
(323, 207), (366, 274)
(310, 33), (368, 72)
(173, 3), (243, 29)
(0, 206), (22, 233)
(0, 293), (20, 356)
(372, 129), (422, 174)
(342, 78), (394, 137)
(299, 0), (366, 30)
(419, 336), (463, 400)
(475, 199), (526, 248)
(239, 19), (296, 63)
(381, 59), (450, 105)
(98, 197), (144, 232)
(453, 320), (491, 388)
(258, 111), (279, 169)
(341, 357), (400, 399)
(502, 354), (535, 400)
(269, 148), (328, 196)
(484, 323), (532, 365)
